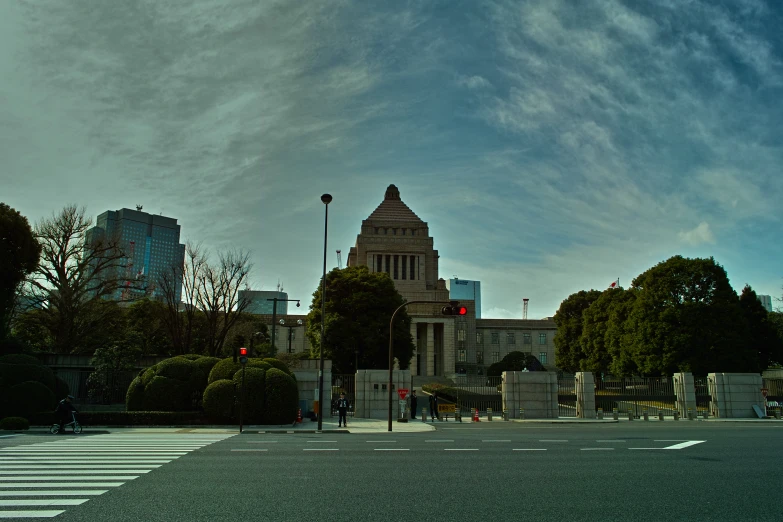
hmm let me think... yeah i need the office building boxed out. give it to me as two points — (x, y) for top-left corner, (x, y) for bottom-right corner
(758, 295), (773, 313)
(240, 290), (290, 315)
(447, 278), (482, 319)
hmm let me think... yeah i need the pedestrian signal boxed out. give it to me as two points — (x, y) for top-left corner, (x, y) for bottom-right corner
(239, 347), (248, 364)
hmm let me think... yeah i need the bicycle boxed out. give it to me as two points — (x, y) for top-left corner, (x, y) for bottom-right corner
(50, 412), (82, 434)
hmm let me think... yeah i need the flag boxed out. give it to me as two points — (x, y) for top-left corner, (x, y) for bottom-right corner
(609, 278), (619, 289)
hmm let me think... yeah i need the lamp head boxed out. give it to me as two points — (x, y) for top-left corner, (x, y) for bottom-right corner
(321, 194), (332, 205)
(296, 301), (301, 307)
(279, 319), (285, 325)
(297, 319), (303, 325)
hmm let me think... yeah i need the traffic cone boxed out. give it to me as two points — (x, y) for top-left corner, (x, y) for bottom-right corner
(297, 408), (303, 423)
(472, 408), (480, 422)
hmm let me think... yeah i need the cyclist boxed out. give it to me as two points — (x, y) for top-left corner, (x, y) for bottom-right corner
(55, 395), (78, 434)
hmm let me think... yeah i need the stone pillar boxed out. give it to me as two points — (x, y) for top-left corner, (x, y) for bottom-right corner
(426, 322), (435, 377)
(409, 321), (418, 376)
(502, 371), (558, 419)
(673, 372), (696, 418)
(708, 373), (764, 419)
(575, 372), (596, 419)
(353, 369), (411, 419)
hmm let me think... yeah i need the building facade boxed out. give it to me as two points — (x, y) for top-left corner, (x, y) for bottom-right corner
(346, 184), (556, 379)
(447, 279), (482, 319)
(86, 208), (186, 302)
(239, 290), (290, 315)
(758, 295), (773, 313)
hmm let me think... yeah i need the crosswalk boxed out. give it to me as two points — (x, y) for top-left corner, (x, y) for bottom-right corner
(0, 433), (234, 519)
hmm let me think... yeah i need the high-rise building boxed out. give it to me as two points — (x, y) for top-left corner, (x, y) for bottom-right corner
(239, 290), (290, 315)
(758, 295), (773, 313)
(447, 278), (482, 319)
(86, 208), (186, 302)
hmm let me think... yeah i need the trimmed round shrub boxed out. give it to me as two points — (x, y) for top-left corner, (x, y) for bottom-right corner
(141, 366), (158, 386)
(262, 358), (293, 376)
(126, 376), (146, 411)
(0, 417), (30, 431)
(0, 354), (40, 365)
(192, 356), (220, 382)
(178, 354), (202, 361)
(264, 369), (299, 424)
(156, 358), (195, 381)
(0, 362), (56, 393)
(232, 367), (267, 424)
(144, 376), (190, 412)
(6, 381), (56, 418)
(208, 358), (272, 384)
(53, 376), (70, 398)
(203, 379), (236, 422)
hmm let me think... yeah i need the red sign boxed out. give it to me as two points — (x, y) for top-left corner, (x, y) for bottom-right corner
(397, 388), (409, 400)
(762, 388), (768, 398)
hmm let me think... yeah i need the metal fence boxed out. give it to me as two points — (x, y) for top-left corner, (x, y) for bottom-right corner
(694, 376), (711, 414)
(51, 369), (137, 406)
(444, 376), (503, 416)
(594, 375), (676, 418)
(331, 374), (355, 417)
(558, 376), (577, 417)
(763, 378), (783, 415)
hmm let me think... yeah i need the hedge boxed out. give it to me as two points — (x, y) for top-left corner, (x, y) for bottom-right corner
(233, 367), (266, 424)
(262, 358), (294, 377)
(144, 376), (191, 412)
(264, 368), (299, 424)
(203, 380), (237, 422)
(128, 355), (219, 412)
(5, 381), (56, 419)
(0, 362), (57, 394)
(208, 358), (272, 384)
(27, 411), (218, 426)
(125, 376), (145, 411)
(0, 417), (30, 430)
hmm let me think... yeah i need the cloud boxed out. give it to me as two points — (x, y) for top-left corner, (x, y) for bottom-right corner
(457, 75), (492, 90)
(678, 222), (715, 245)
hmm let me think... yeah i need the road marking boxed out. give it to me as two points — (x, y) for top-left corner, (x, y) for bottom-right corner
(0, 470), (152, 475)
(581, 448), (614, 451)
(303, 449), (338, 451)
(425, 440), (454, 443)
(247, 441), (278, 444)
(0, 510), (65, 518)
(0, 483), (126, 488)
(596, 440), (626, 443)
(444, 448), (478, 451)
(307, 441), (337, 443)
(539, 440), (568, 442)
(0, 491), (108, 496)
(513, 449), (547, 451)
(374, 449), (409, 451)
(630, 440), (706, 450)
(366, 441), (396, 443)
(482, 440), (511, 443)
(0, 461), (171, 465)
(0, 435), (19, 438)
(230, 449), (267, 452)
(0, 499), (88, 506)
(1, 465), (162, 469)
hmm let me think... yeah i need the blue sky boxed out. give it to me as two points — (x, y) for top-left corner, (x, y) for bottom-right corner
(1, 0), (781, 318)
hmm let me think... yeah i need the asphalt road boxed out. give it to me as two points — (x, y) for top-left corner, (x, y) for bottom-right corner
(1, 422), (782, 521)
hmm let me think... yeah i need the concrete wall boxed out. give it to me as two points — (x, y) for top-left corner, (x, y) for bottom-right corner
(502, 371), (558, 419)
(575, 372), (595, 419)
(708, 373), (765, 418)
(355, 369), (411, 420)
(292, 359), (332, 417)
(673, 372), (696, 417)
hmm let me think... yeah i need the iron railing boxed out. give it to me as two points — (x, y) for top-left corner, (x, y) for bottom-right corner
(694, 376), (711, 414)
(51, 369), (137, 406)
(594, 375), (676, 418)
(558, 376), (577, 417)
(331, 374), (355, 417)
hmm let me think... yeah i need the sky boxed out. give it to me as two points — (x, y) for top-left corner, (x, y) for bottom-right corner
(1, 0), (781, 319)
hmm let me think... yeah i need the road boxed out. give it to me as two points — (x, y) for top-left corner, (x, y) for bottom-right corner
(1, 422), (781, 521)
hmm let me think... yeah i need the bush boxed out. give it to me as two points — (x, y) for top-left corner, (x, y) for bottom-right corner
(208, 358), (271, 384)
(0, 354), (40, 365)
(6, 381), (56, 418)
(0, 416), (30, 430)
(126, 376), (145, 411)
(29, 411), (215, 426)
(129, 356), (220, 412)
(144, 376), (190, 412)
(156, 358), (195, 381)
(54, 376), (70, 398)
(233, 368), (266, 424)
(0, 362), (56, 393)
(141, 366), (157, 386)
(192, 356), (220, 382)
(203, 380), (236, 422)
(262, 358), (293, 376)
(264, 368), (299, 424)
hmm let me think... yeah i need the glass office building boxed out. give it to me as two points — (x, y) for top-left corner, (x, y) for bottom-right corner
(446, 278), (482, 319)
(86, 208), (186, 303)
(239, 291), (289, 315)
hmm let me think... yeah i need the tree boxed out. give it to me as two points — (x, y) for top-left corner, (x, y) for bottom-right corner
(223, 315), (269, 360)
(605, 288), (638, 377)
(627, 256), (753, 375)
(553, 290), (602, 373)
(158, 241), (206, 355)
(21, 205), (128, 353)
(86, 338), (142, 404)
(580, 288), (636, 375)
(0, 203), (41, 339)
(769, 312), (783, 368)
(306, 266), (415, 374)
(487, 351), (545, 376)
(739, 285), (783, 371)
(125, 298), (171, 355)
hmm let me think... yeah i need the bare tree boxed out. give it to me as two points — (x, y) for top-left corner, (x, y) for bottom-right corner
(158, 241), (206, 355)
(196, 249), (253, 357)
(22, 205), (128, 353)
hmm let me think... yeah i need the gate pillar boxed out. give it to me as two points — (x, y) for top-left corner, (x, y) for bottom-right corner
(673, 373), (696, 418)
(575, 372), (596, 419)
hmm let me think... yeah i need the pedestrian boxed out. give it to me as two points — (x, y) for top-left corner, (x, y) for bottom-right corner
(410, 390), (418, 419)
(337, 392), (348, 428)
(55, 395), (77, 434)
(429, 393), (439, 422)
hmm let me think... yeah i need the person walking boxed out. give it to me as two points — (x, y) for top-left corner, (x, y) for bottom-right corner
(55, 395), (78, 434)
(337, 392), (348, 428)
(410, 390), (418, 419)
(429, 393), (439, 422)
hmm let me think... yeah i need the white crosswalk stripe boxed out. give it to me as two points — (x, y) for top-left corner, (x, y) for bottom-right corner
(0, 433), (233, 518)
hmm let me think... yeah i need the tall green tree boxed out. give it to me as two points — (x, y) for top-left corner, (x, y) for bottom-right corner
(125, 298), (171, 355)
(554, 289), (602, 373)
(627, 256), (753, 375)
(580, 288), (636, 375)
(605, 288), (639, 376)
(0, 203), (41, 340)
(306, 266), (414, 374)
(739, 285), (783, 370)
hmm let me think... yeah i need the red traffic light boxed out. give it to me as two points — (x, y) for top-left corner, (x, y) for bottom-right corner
(456, 306), (467, 315)
(239, 347), (248, 356)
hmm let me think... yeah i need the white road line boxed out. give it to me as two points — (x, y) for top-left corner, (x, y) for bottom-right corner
(0, 457), (178, 460)
(0, 499), (88, 506)
(0, 491), (108, 496)
(1, 451), (188, 455)
(2, 465), (162, 469)
(0, 461), (171, 465)
(230, 449), (267, 452)
(0, 470), (151, 475)
(247, 441), (278, 444)
(374, 449), (409, 451)
(0, 509), (65, 518)
(303, 449), (338, 451)
(0, 483), (126, 488)
(366, 441), (396, 443)
(482, 440), (511, 443)
(630, 440), (706, 451)
(581, 448), (614, 451)
(539, 440), (568, 442)
(425, 440), (454, 443)
(0, 435), (19, 438)
(307, 441), (337, 443)
(596, 440), (626, 443)
(444, 449), (478, 451)
(513, 449), (547, 451)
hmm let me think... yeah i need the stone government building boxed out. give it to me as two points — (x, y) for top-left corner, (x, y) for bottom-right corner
(253, 184), (556, 380)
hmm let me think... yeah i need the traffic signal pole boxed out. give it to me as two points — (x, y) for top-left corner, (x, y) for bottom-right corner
(239, 347), (248, 433)
(387, 300), (465, 432)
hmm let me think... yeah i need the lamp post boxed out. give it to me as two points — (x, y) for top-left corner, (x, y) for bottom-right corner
(387, 300), (453, 432)
(268, 298), (301, 355)
(279, 319), (304, 353)
(317, 193), (332, 432)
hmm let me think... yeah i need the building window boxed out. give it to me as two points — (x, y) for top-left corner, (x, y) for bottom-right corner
(539, 352), (547, 364)
(458, 329), (465, 341)
(385, 255), (391, 275)
(476, 351), (483, 364)
(374, 228), (379, 234)
(523, 333), (531, 344)
(409, 256), (415, 280)
(539, 333), (547, 345)
(492, 352), (500, 363)
(476, 332), (483, 344)
(383, 228), (388, 235)
(458, 349), (466, 362)
(402, 229), (406, 235)
(393, 228), (397, 235)
(491, 332), (499, 345)
(393, 255), (399, 279)
(507, 333), (515, 345)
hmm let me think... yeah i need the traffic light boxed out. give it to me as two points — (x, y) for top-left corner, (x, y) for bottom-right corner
(239, 347), (248, 364)
(441, 302), (468, 316)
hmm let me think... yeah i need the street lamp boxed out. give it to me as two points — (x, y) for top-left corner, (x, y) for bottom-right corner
(248, 331), (264, 357)
(279, 319), (304, 354)
(268, 297), (301, 355)
(318, 193), (332, 432)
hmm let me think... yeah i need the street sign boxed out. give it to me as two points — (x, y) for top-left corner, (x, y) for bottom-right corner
(762, 388), (768, 398)
(397, 388), (409, 400)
